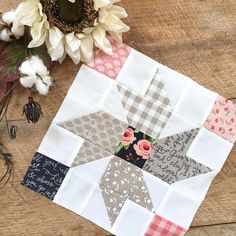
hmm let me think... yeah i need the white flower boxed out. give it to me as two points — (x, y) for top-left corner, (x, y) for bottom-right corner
(12, 0), (130, 64)
(0, 10), (24, 41)
(0, 28), (13, 42)
(2, 10), (15, 25)
(19, 56), (53, 95)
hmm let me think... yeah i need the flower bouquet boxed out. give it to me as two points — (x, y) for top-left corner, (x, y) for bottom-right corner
(0, 0), (129, 134)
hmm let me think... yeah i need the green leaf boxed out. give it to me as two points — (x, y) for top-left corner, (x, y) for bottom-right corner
(29, 45), (52, 68)
(124, 144), (130, 150)
(0, 39), (25, 82)
(114, 142), (123, 154)
(148, 137), (157, 145)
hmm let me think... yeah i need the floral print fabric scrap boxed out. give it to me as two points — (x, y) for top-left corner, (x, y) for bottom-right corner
(144, 215), (187, 236)
(115, 126), (156, 168)
(204, 96), (236, 143)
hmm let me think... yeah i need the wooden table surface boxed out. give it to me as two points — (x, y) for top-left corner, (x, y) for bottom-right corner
(0, 0), (236, 235)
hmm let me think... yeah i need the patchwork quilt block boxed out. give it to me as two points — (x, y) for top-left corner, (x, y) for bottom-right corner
(22, 41), (235, 236)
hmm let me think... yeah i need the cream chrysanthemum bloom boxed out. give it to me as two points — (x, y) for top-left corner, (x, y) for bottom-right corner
(12, 0), (129, 64)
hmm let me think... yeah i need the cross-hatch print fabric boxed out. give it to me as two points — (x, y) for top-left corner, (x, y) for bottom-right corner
(21, 40), (235, 236)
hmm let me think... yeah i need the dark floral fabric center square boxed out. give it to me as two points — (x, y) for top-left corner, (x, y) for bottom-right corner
(114, 126), (157, 168)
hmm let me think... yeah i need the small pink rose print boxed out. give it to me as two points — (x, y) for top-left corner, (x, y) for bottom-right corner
(231, 118), (234, 123)
(225, 98), (229, 103)
(211, 125), (215, 130)
(134, 139), (153, 159)
(229, 128), (233, 132)
(224, 107), (229, 111)
(121, 128), (136, 146)
(219, 127), (222, 132)
(216, 109), (219, 114)
(215, 118), (219, 123)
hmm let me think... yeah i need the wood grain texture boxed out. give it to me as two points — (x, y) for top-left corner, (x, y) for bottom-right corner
(0, 0), (236, 235)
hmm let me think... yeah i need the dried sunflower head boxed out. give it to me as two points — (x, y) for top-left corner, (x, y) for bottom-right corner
(11, 0), (129, 64)
(41, 0), (98, 33)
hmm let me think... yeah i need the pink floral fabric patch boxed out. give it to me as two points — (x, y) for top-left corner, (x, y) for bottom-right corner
(144, 215), (187, 236)
(115, 126), (156, 168)
(204, 96), (236, 143)
(91, 39), (132, 80)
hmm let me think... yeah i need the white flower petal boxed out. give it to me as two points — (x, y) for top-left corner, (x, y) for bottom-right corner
(28, 16), (49, 48)
(109, 5), (128, 18)
(46, 37), (65, 62)
(0, 28), (13, 42)
(92, 26), (112, 55)
(65, 46), (81, 64)
(80, 34), (94, 64)
(20, 76), (37, 88)
(48, 27), (64, 49)
(93, 0), (112, 11)
(68, 0), (75, 2)
(2, 10), (15, 25)
(35, 78), (50, 95)
(58, 51), (67, 63)
(46, 27), (65, 62)
(66, 32), (81, 52)
(30, 56), (49, 77)
(13, 0), (41, 27)
(100, 10), (130, 32)
(108, 31), (122, 43)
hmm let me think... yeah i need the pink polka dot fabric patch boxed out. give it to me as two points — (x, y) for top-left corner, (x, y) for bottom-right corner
(90, 39), (132, 80)
(204, 95), (236, 143)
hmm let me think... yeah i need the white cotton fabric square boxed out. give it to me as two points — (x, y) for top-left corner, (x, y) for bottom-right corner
(111, 199), (154, 236)
(157, 188), (200, 229)
(174, 82), (218, 125)
(101, 83), (128, 123)
(71, 156), (113, 183)
(53, 168), (97, 215)
(38, 124), (84, 167)
(172, 171), (218, 203)
(142, 170), (170, 212)
(117, 49), (159, 96)
(53, 94), (99, 124)
(81, 186), (112, 232)
(159, 111), (200, 139)
(156, 62), (190, 107)
(187, 127), (233, 171)
(68, 65), (113, 108)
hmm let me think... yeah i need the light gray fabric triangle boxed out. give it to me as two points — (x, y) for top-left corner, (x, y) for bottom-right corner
(158, 128), (200, 155)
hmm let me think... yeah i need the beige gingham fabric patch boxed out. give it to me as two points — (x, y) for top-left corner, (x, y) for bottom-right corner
(117, 83), (172, 139)
(145, 72), (172, 109)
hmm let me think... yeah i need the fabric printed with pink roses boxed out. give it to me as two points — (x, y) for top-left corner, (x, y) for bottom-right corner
(115, 126), (157, 168)
(204, 96), (236, 143)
